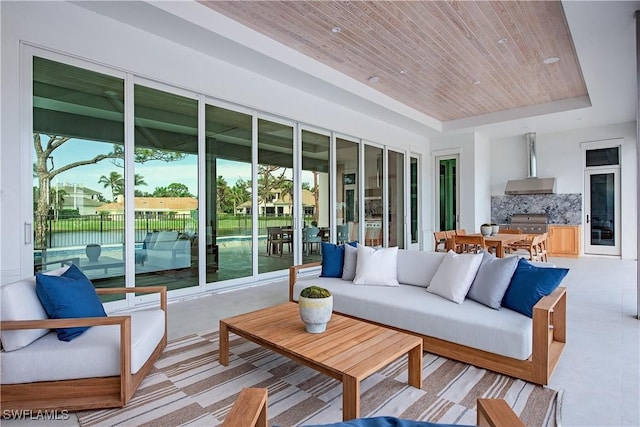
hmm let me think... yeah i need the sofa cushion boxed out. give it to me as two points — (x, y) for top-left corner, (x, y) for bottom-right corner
(1, 308), (165, 384)
(36, 270), (107, 341)
(467, 251), (519, 309)
(503, 258), (569, 318)
(293, 276), (533, 360)
(396, 249), (446, 287)
(152, 231), (179, 251)
(353, 245), (399, 287)
(427, 250), (483, 304)
(320, 242), (346, 278)
(0, 266), (71, 352)
(342, 243), (358, 281)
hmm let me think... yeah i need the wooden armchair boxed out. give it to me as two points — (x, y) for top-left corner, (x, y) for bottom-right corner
(223, 388), (524, 427)
(0, 286), (167, 412)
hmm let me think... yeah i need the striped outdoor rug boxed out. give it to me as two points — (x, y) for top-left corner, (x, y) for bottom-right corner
(77, 331), (561, 427)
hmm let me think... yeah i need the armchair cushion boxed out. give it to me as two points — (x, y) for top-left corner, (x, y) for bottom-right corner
(35, 266), (107, 341)
(0, 266), (69, 351)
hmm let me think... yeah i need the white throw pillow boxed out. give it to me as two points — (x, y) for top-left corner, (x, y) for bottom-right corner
(353, 244), (399, 286)
(342, 243), (358, 281)
(427, 250), (483, 303)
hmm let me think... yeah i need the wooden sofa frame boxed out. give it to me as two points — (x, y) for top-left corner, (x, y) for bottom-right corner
(290, 262), (566, 385)
(222, 388), (524, 427)
(0, 286), (167, 412)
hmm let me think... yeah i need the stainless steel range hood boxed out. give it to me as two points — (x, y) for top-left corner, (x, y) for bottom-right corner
(504, 132), (557, 195)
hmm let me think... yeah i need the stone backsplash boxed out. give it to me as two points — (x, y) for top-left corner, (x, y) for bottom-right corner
(491, 193), (582, 225)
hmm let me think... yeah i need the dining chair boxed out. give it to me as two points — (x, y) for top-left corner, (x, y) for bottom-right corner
(455, 229), (467, 235)
(266, 227), (284, 256)
(506, 233), (548, 262)
(451, 235), (487, 254)
(302, 226), (322, 256)
(433, 231), (447, 252)
(336, 223), (349, 244)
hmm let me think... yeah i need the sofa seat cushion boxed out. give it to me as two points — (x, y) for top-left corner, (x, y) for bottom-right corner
(1, 308), (165, 385)
(293, 277), (532, 360)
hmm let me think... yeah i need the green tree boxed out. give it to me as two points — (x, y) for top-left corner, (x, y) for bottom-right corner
(152, 182), (193, 197)
(33, 133), (184, 249)
(98, 171), (124, 199)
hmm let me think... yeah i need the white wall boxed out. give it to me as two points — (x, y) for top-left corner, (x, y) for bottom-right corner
(490, 122), (637, 259)
(0, 1), (429, 283)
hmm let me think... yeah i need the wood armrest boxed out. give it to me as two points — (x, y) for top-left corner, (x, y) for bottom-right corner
(222, 388), (267, 427)
(0, 315), (130, 331)
(288, 262), (321, 301)
(477, 398), (524, 427)
(96, 286), (167, 312)
(533, 286), (566, 312)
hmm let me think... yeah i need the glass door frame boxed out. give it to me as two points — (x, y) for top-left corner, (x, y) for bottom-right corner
(408, 153), (421, 250)
(584, 167), (621, 256)
(433, 151), (460, 233)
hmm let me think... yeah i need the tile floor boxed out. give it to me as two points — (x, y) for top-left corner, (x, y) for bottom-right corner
(4, 256), (639, 426)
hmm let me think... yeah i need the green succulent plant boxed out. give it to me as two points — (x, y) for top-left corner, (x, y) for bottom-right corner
(300, 286), (331, 298)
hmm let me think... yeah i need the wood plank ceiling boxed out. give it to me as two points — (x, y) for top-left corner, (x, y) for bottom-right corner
(201, 1), (587, 123)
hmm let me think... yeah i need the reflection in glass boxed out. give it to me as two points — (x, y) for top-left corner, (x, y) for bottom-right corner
(336, 138), (359, 243)
(32, 57), (126, 301)
(134, 85), (198, 290)
(388, 150), (405, 248)
(589, 173), (615, 247)
(258, 119), (294, 273)
(364, 145), (383, 246)
(205, 105), (253, 282)
(302, 130), (330, 263)
(410, 157), (419, 244)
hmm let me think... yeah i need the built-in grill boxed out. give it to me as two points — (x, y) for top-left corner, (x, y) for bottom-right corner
(509, 213), (548, 234)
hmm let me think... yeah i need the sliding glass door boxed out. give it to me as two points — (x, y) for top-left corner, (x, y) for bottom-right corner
(336, 137), (359, 244)
(388, 150), (405, 248)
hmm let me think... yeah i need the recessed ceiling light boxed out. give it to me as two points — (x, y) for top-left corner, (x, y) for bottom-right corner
(331, 26), (342, 33)
(368, 76), (380, 84)
(399, 69), (408, 74)
(472, 80), (481, 85)
(459, 107), (465, 111)
(497, 38), (508, 44)
(543, 56), (560, 64)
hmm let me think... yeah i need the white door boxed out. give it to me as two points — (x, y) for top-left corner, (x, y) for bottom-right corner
(584, 168), (620, 255)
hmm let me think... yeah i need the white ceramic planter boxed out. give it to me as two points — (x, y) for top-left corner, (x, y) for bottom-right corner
(491, 225), (500, 236)
(480, 225), (492, 237)
(299, 295), (333, 333)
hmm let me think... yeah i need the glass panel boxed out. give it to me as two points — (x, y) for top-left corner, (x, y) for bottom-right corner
(589, 173), (615, 247)
(33, 57), (125, 301)
(134, 85), (198, 291)
(301, 130), (329, 263)
(439, 159), (457, 231)
(586, 147), (619, 167)
(205, 105), (253, 282)
(410, 157), (419, 244)
(258, 119), (294, 273)
(388, 151), (405, 248)
(336, 138), (359, 243)
(364, 145), (383, 246)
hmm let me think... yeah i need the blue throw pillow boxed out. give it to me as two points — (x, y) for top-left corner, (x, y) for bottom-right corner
(320, 241), (357, 278)
(502, 258), (569, 318)
(35, 266), (107, 341)
(303, 416), (465, 426)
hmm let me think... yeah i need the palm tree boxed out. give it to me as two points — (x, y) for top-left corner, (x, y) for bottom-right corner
(98, 171), (123, 200)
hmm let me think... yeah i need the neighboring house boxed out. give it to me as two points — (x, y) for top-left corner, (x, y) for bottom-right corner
(96, 196), (198, 219)
(236, 189), (315, 216)
(52, 183), (103, 216)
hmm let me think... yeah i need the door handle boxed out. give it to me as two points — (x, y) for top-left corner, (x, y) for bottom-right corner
(586, 214), (590, 224)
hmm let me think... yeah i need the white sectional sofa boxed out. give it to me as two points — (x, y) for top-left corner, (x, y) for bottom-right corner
(143, 230), (191, 270)
(289, 248), (567, 385)
(0, 267), (167, 411)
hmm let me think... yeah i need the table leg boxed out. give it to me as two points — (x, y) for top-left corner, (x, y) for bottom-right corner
(495, 241), (504, 258)
(219, 321), (229, 366)
(342, 375), (360, 421)
(408, 343), (423, 388)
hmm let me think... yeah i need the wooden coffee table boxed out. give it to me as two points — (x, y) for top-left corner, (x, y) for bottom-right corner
(219, 302), (423, 421)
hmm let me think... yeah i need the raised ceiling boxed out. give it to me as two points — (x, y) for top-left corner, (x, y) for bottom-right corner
(201, 1), (589, 124)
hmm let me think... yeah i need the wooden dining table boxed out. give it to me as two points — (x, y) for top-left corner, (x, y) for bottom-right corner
(446, 233), (527, 258)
